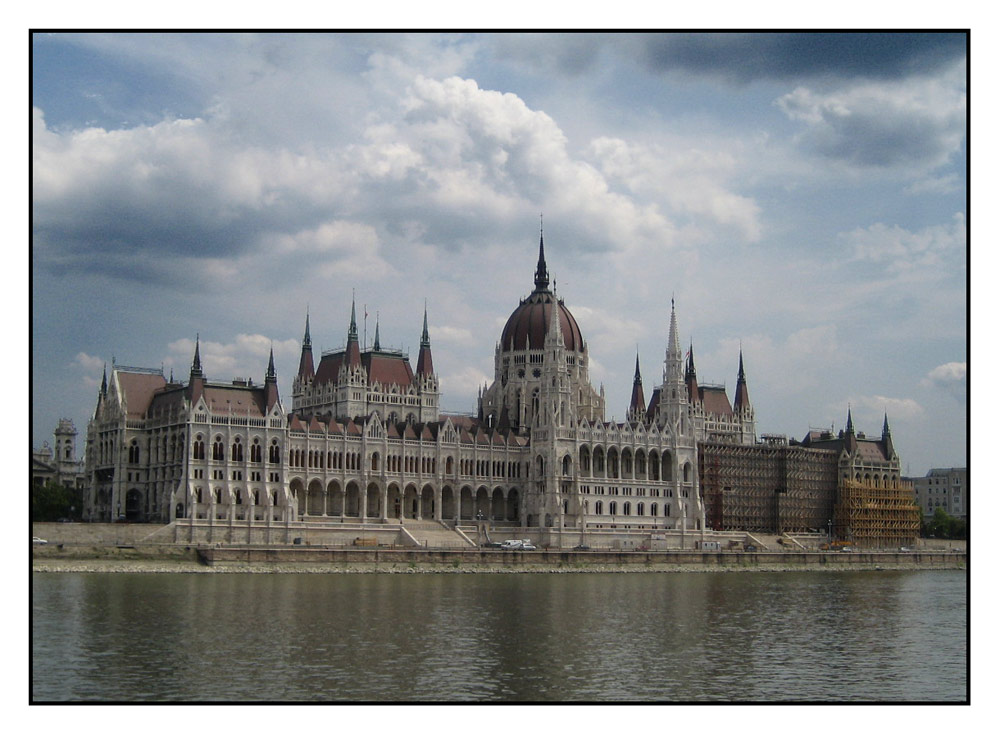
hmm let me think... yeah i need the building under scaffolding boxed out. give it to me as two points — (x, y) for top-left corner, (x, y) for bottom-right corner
(834, 478), (920, 549)
(699, 436), (840, 534)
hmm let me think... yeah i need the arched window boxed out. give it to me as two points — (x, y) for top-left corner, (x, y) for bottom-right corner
(193, 436), (205, 460)
(232, 437), (244, 462)
(683, 462), (691, 483)
(651, 502), (658, 517)
(610, 501), (618, 515)
(637, 502), (644, 516)
(212, 437), (224, 461)
(596, 501), (603, 515)
(250, 438), (262, 463)
(535, 455), (545, 477)
(372, 452), (380, 472)
(562, 455), (572, 476)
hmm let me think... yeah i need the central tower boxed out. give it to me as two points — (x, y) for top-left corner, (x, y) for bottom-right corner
(479, 231), (604, 431)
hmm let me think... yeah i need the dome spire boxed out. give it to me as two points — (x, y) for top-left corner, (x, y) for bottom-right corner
(534, 215), (550, 291)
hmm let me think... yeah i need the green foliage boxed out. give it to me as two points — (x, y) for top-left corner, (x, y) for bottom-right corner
(31, 481), (82, 522)
(922, 507), (967, 540)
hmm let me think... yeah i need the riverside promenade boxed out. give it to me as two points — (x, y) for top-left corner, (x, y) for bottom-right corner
(32, 522), (966, 574)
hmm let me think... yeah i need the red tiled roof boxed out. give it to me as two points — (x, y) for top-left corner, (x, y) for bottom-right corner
(201, 384), (267, 417)
(700, 386), (734, 417)
(364, 352), (414, 388)
(314, 353), (345, 384)
(116, 371), (168, 418)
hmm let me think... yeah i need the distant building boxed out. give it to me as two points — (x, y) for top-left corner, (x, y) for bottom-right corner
(909, 468), (967, 520)
(32, 419), (85, 491)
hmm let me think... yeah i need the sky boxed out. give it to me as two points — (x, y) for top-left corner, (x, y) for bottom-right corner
(30, 31), (968, 476)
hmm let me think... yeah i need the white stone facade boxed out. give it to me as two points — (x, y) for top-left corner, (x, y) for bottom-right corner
(83, 236), (760, 536)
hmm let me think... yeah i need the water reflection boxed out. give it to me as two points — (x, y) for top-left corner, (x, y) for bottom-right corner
(32, 570), (966, 702)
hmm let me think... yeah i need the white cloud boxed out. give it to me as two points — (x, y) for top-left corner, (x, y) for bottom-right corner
(430, 325), (474, 344)
(72, 351), (105, 388)
(923, 362), (967, 402)
(776, 65), (966, 171)
(840, 213), (966, 272)
(848, 394), (925, 422)
(440, 365), (491, 401)
(589, 136), (762, 243)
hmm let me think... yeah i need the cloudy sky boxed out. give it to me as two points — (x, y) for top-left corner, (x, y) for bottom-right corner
(31, 32), (967, 475)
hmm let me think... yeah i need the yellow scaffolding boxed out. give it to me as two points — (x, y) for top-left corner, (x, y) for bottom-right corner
(833, 479), (920, 549)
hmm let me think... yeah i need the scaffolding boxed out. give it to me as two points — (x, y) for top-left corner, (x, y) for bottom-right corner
(833, 479), (920, 549)
(699, 442), (839, 534)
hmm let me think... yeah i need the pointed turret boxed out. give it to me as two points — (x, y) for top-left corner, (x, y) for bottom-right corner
(188, 335), (205, 404)
(373, 316), (381, 352)
(657, 298), (687, 429)
(100, 364), (108, 396)
(733, 348), (751, 412)
(346, 297), (362, 368)
(265, 346), (279, 410)
(297, 312), (315, 381)
(628, 352), (646, 423)
(190, 334), (203, 379)
(416, 303), (434, 378)
(844, 406), (858, 455)
(685, 341), (699, 404)
(882, 412), (895, 459)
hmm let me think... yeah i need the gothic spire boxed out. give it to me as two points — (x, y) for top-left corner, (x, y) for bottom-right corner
(297, 312), (315, 380)
(685, 341), (700, 405)
(373, 314), (381, 351)
(348, 296), (359, 342)
(416, 303), (434, 378)
(628, 351), (646, 422)
(190, 334), (203, 378)
(346, 297), (362, 368)
(667, 299), (681, 361)
(420, 302), (430, 348)
(100, 363), (107, 396)
(734, 347), (751, 412)
(846, 406), (855, 434)
(882, 412), (895, 459)
(265, 346), (280, 410)
(534, 224), (550, 292)
(266, 346), (277, 382)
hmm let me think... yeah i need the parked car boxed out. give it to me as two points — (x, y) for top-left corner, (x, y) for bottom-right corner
(521, 542), (537, 551)
(32, 537), (47, 545)
(573, 544), (591, 550)
(482, 541), (503, 548)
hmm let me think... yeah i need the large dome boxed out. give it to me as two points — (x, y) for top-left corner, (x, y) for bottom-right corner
(499, 235), (585, 353)
(500, 291), (585, 353)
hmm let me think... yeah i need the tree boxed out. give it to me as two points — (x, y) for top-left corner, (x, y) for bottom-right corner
(31, 481), (81, 522)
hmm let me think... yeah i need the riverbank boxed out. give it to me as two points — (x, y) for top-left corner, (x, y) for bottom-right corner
(33, 555), (965, 575)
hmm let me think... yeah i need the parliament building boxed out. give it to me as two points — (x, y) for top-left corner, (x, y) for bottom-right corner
(83, 234), (916, 548)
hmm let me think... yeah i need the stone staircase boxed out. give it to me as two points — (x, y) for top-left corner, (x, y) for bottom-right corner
(400, 520), (476, 548)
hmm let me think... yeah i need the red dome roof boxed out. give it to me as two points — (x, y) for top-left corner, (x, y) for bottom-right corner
(500, 290), (585, 353)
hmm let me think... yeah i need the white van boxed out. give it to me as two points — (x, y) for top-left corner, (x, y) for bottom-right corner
(500, 539), (524, 550)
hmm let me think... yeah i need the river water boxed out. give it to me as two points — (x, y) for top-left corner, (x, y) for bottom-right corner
(31, 570), (966, 702)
